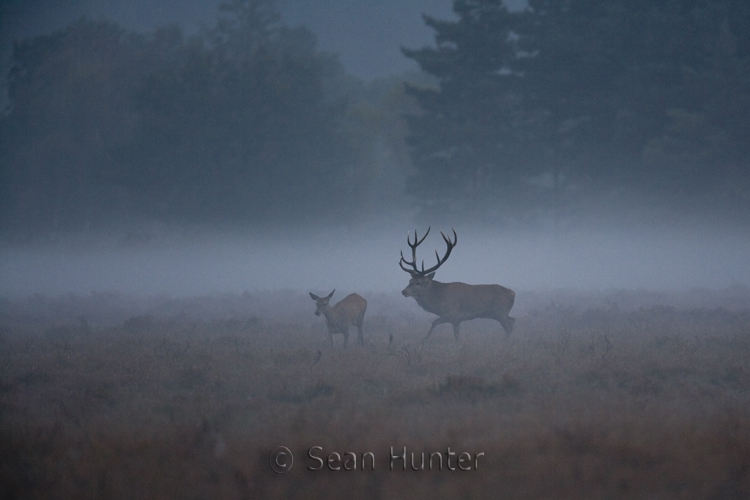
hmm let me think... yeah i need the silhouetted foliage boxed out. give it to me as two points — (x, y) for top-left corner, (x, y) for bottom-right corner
(3, 0), (749, 238)
(0, 19), (145, 235)
(0, 0), (364, 238)
(402, 0), (530, 222)
(403, 0), (750, 225)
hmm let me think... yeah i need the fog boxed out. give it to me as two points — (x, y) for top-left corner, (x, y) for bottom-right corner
(2, 0), (749, 301)
(2, 221), (748, 297)
(1, 0), (461, 81)
(3, 3), (750, 498)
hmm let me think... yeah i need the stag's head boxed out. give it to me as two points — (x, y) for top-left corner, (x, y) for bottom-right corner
(310, 290), (335, 316)
(399, 228), (457, 298)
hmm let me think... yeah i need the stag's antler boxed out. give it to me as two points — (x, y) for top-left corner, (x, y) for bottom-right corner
(399, 227), (431, 274)
(399, 227), (457, 276)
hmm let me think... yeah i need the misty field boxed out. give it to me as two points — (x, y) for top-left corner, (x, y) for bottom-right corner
(1, 288), (749, 499)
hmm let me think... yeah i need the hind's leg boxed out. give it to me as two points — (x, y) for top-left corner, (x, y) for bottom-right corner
(356, 313), (365, 346)
(498, 316), (515, 336)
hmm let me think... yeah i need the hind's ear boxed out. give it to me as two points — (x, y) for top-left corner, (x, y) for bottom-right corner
(310, 293), (320, 300)
(327, 289), (335, 299)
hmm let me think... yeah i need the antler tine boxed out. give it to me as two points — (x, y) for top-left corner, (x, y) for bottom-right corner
(409, 227), (431, 248)
(400, 227), (431, 274)
(399, 250), (417, 273)
(407, 228), (430, 264)
(419, 228), (457, 276)
(443, 228), (457, 247)
(399, 227), (457, 276)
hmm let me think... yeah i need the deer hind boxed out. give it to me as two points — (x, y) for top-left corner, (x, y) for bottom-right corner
(399, 228), (515, 344)
(309, 290), (367, 348)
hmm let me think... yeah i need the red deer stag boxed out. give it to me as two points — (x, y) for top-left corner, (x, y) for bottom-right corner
(309, 290), (367, 348)
(399, 228), (515, 344)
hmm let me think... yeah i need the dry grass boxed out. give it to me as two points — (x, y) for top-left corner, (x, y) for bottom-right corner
(1, 289), (749, 499)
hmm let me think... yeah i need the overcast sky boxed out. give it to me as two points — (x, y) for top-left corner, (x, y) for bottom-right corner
(1, 0), (526, 80)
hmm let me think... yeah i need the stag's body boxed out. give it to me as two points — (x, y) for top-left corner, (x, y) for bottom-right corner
(399, 228), (515, 343)
(310, 290), (367, 348)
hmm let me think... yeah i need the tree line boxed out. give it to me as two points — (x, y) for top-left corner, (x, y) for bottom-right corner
(0, 0), (396, 239)
(404, 0), (750, 227)
(2, 0), (748, 240)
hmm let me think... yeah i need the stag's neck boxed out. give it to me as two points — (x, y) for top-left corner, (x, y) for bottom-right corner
(413, 280), (448, 314)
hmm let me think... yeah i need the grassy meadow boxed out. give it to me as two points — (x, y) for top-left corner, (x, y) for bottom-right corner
(1, 287), (749, 499)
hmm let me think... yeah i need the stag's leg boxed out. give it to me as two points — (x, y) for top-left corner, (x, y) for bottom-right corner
(328, 332), (335, 348)
(343, 330), (349, 349)
(452, 322), (461, 341)
(422, 317), (450, 344)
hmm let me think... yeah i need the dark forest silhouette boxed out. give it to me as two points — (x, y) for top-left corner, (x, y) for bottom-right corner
(2, 0), (749, 239)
